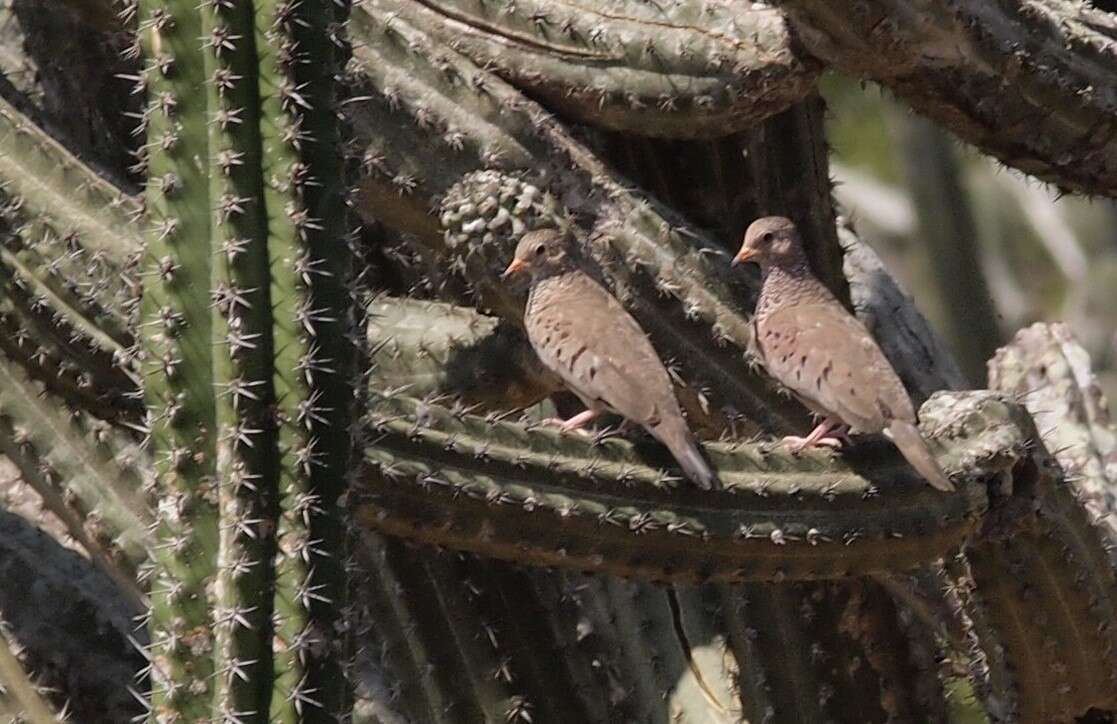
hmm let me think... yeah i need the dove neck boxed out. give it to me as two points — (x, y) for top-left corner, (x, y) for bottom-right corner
(756, 262), (834, 316)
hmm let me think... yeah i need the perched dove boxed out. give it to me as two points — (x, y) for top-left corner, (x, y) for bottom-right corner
(732, 216), (955, 492)
(501, 229), (719, 490)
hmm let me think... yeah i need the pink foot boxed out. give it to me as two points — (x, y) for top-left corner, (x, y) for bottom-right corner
(542, 409), (599, 433)
(782, 418), (848, 452)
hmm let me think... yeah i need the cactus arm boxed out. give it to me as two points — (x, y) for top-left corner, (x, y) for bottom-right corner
(0, 352), (148, 598)
(136, 0), (219, 717)
(376, 0), (819, 139)
(773, 0), (1117, 196)
(368, 295), (559, 409)
(354, 390), (1001, 583)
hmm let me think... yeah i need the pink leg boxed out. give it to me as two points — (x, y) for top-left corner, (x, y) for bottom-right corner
(541, 408), (600, 433)
(782, 417), (848, 452)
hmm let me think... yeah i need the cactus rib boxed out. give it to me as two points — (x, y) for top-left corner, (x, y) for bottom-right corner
(256, 0), (354, 717)
(136, 0), (220, 717)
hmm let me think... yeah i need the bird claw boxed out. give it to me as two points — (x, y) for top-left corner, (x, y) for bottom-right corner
(782, 420), (852, 452)
(541, 409), (599, 434)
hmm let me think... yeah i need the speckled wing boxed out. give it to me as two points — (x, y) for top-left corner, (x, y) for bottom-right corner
(525, 272), (675, 427)
(755, 302), (916, 432)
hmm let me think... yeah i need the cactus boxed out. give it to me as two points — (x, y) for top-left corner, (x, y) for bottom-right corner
(3, 2), (1117, 724)
(772, 0), (1117, 196)
(379, 0), (820, 139)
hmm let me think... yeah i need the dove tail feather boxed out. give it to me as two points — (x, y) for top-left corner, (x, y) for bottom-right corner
(888, 420), (955, 492)
(656, 423), (720, 490)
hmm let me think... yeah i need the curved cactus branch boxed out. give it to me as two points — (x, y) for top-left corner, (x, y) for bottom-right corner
(349, 390), (1030, 584)
(775, 0), (1117, 196)
(371, 0), (819, 139)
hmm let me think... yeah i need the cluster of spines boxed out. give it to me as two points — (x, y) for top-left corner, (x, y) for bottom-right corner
(135, 0), (220, 718)
(255, 0), (354, 718)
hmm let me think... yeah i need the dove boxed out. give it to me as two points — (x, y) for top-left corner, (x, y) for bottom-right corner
(501, 229), (719, 490)
(732, 216), (954, 492)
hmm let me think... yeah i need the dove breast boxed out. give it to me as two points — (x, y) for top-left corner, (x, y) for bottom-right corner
(755, 301), (916, 433)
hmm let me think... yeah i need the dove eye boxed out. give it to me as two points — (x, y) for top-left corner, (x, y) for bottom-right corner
(761, 232), (774, 244)
(534, 244), (546, 256)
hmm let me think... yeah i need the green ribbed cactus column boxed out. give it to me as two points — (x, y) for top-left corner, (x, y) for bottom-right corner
(137, 0), (352, 720)
(137, 1), (220, 718)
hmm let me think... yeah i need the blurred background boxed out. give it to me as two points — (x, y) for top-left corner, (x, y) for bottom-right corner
(823, 73), (1117, 400)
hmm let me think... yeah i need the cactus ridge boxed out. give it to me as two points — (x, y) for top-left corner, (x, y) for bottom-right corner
(200, 0), (281, 717)
(256, 0), (354, 718)
(136, 0), (221, 716)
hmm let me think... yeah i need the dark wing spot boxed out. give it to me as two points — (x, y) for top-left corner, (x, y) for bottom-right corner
(569, 346), (587, 370)
(849, 387), (857, 397)
(588, 367), (598, 380)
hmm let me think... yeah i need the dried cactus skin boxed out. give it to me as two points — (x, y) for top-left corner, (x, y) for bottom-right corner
(775, 0), (1117, 196)
(370, 0), (820, 139)
(977, 323), (1117, 721)
(352, 390), (1007, 584)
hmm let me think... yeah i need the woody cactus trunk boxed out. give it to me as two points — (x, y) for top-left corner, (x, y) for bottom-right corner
(0, 0), (1115, 723)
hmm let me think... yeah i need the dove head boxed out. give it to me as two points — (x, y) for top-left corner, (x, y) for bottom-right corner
(501, 229), (576, 282)
(733, 216), (809, 272)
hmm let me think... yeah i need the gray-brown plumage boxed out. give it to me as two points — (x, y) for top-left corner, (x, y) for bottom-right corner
(733, 216), (955, 492)
(501, 229), (719, 490)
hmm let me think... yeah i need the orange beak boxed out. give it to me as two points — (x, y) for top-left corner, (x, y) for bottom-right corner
(501, 258), (529, 279)
(732, 248), (757, 267)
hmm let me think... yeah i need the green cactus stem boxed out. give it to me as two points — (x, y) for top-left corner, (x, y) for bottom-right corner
(255, 0), (354, 718)
(200, 0), (281, 718)
(136, 0), (220, 717)
(368, 295), (559, 410)
(0, 355), (148, 604)
(351, 389), (1022, 584)
(383, 0), (819, 139)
